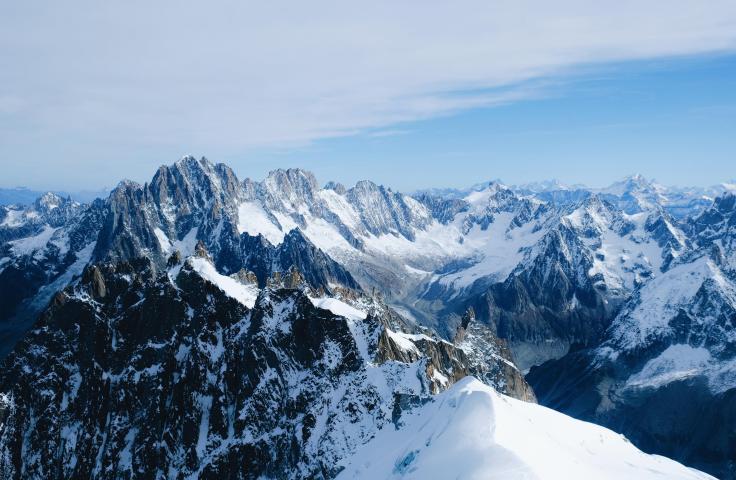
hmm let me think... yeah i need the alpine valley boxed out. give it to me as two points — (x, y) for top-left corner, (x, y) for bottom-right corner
(1, 156), (734, 479)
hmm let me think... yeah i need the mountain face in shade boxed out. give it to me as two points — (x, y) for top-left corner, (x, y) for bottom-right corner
(528, 194), (736, 480)
(0, 194), (105, 359)
(1, 158), (734, 478)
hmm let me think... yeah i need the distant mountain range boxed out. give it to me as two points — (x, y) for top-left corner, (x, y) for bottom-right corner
(0, 157), (733, 478)
(0, 187), (110, 206)
(416, 174), (736, 219)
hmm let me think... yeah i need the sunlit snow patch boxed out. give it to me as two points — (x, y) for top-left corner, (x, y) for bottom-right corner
(1, 208), (26, 228)
(153, 227), (173, 253)
(308, 297), (367, 321)
(188, 257), (258, 308)
(8, 225), (58, 257)
(338, 377), (714, 480)
(237, 201), (286, 245)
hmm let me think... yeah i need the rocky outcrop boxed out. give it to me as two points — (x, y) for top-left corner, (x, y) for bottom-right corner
(454, 308), (536, 402)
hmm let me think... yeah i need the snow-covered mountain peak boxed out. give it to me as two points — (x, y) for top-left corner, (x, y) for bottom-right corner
(168, 155), (235, 187)
(171, 154), (209, 175)
(595, 251), (736, 399)
(112, 179), (142, 192)
(463, 181), (512, 207)
(34, 192), (67, 212)
(597, 174), (675, 215)
(642, 208), (688, 251)
(172, 153), (199, 166)
(701, 192), (736, 226)
(0, 190), (84, 235)
(564, 195), (622, 235)
(624, 173), (650, 186)
(601, 173), (657, 195)
(152, 156), (241, 207)
(688, 192), (736, 265)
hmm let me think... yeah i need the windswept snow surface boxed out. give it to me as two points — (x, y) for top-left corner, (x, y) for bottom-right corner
(153, 227), (173, 253)
(384, 328), (421, 355)
(338, 377), (714, 480)
(173, 228), (199, 257)
(188, 257), (258, 308)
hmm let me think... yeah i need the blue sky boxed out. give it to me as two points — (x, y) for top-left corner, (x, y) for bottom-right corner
(238, 55), (736, 190)
(1, 1), (735, 192)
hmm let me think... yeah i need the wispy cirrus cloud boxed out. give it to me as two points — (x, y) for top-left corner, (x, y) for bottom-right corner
(1, 0), (736, 186)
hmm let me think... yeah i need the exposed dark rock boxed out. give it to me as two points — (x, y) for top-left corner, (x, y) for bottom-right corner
(0, 254), (533, 478)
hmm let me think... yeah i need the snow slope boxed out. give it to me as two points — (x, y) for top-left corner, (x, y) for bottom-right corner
(623, 344), (736, 395)
(188, 257), (259, 308)
(438, 211), (546, 289)
(8, 225), (58, 257)
(603, 256), (736, 355)
(338, 377), (713, 480)
(309, 296), (367, 321)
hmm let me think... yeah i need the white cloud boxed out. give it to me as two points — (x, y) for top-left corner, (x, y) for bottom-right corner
(1, 0), (736, 154)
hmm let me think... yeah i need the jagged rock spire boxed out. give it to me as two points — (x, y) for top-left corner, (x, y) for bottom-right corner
(453, 307), (476, 344)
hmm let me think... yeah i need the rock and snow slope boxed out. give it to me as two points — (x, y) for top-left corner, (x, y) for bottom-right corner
(1, 157), (735, 478)
(339, 378), (713, 480)
(0, 249), (710, 478)
(528, 213), (736, 479)
(0, 249), (533, 478)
